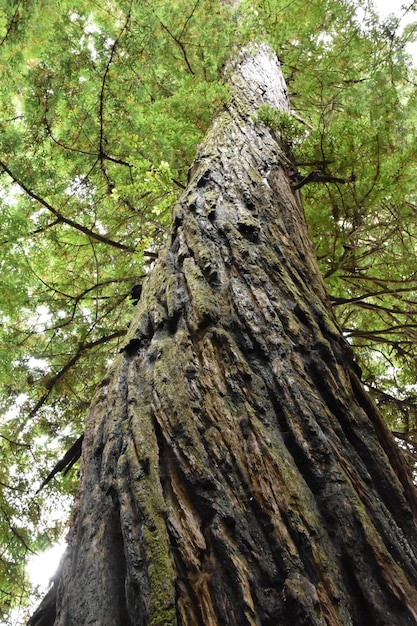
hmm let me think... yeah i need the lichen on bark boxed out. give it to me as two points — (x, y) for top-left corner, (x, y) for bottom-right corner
(30, 44), (417, 626)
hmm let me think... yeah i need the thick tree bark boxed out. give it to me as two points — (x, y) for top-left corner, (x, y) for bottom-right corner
(30, 45), (417, 626)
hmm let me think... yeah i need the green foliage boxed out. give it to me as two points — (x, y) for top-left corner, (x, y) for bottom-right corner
(1, 0), (417, 620)
(255, 105), (306, 146)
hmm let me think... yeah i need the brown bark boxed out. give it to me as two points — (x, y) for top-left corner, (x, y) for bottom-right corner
(30, 44), (417, 626)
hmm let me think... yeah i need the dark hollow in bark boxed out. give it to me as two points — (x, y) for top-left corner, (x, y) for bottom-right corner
(29, 45), (417, 626)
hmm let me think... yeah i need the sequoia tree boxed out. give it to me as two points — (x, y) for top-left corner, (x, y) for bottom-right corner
(27, 35), (417, 626)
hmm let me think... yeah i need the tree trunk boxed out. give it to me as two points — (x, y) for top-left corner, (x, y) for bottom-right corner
(30, 44), (417, 626)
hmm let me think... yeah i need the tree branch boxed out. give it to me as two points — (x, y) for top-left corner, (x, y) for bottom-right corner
(159, 21), (195, 75)
(36, 434), (84, 493)
(292, 170), (352, 190)
(98, 7), (132, 185)
(0, 158), (135, 252)
(28, 330), (126, 420)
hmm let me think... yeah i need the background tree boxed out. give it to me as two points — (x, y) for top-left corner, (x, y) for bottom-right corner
(1, 0), (417, 621)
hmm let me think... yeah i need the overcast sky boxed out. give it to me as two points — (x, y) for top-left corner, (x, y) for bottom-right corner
(374, 0), (417, 17)
(374, 0), (417, 61)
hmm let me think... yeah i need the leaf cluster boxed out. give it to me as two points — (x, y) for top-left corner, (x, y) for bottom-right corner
(255, 105), (307, 147)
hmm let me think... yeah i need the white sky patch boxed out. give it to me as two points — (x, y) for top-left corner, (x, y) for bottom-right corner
(30, 305), (53, 330)
(27, 542), (66, 589)
(374, 0), (412, 19)
(65, 175), (94, 201)
(373, 0), (417, 61)
(29, 207), (49, 223)
(1, 393), (28, 423)
(83, 20), (101, 61)
(0, 182), (22, 207)
(26, 357), (49, 372)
